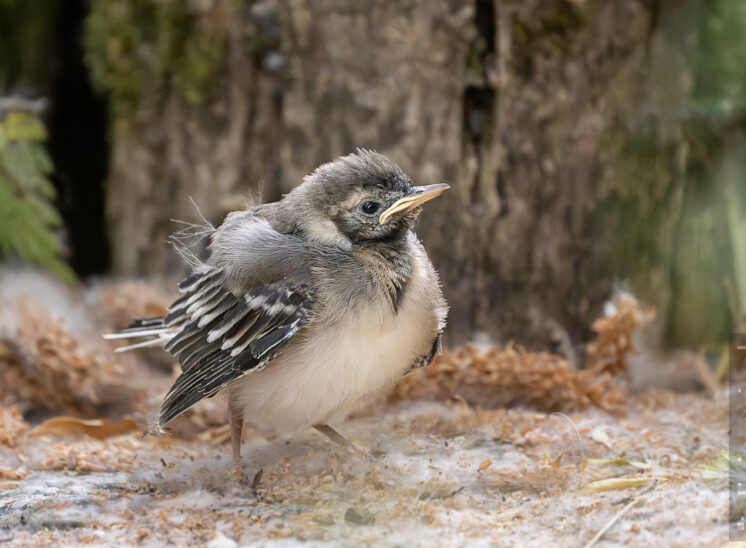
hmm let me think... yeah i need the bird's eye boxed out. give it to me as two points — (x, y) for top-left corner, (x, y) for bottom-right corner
(361, 201), (380, 215)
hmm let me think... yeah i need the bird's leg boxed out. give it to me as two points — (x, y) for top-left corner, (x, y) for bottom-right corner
(228, 402), (244, 463)
(313, 424), (353, 449)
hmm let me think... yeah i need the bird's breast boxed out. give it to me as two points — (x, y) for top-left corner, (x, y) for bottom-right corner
(229, 253), (440, 433)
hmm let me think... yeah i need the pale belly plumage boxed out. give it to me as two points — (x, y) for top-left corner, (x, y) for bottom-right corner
(229, 260), (439, 433)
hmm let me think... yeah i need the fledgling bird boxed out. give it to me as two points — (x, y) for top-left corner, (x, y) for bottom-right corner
(106, 150), (448, 459)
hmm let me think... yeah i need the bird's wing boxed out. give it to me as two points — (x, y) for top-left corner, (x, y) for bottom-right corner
(158, 266), (313, 426)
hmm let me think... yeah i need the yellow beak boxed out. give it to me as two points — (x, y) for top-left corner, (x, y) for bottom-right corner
(379, 183), (450, 224)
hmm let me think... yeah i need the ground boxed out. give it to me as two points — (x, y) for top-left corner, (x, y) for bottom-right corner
(0, 274), (736, 546)
(0, 391), (731, 547)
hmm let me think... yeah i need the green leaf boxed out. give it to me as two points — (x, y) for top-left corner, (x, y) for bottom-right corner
(3, 111), (47, 141)
(0, 109), (76, 283)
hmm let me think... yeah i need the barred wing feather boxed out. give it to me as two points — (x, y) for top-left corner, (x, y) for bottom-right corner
(106, 267), (312, 426)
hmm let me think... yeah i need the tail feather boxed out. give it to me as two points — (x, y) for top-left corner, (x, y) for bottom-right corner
(102, 316), (174, 350)
(113, 333), (172, 353)
(126, 317), (165, 329)
(102, 326), (171, 340)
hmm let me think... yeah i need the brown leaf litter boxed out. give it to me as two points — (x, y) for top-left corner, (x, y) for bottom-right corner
(0, 388), (730, 546)
(392, 343), (627, 412)
(86, 279), (171, 331)
(0, 405), (29, 447)
(0, 301), (144, 416)
(586, 291), (655, 376)
(393, 292), (657, 413)
(0, 275), (732, 545)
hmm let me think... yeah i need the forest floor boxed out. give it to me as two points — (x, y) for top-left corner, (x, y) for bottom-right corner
(0, 273), (737, 547)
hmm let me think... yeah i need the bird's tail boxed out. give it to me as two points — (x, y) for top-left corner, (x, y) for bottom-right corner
(102, 317), (175, 352)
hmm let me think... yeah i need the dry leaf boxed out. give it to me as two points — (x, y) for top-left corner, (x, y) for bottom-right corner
(587, 458), (653, 471)
(582, 477), (652, 493)
(30, 416), (138, 440)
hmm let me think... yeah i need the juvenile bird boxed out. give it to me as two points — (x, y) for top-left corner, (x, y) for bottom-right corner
(106, 150), (448, 459)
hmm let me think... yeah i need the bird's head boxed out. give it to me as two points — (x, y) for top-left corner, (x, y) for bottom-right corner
(287, 149), (449, 248)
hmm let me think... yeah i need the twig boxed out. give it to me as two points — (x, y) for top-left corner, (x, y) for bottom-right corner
(549, 412), (586, 464)
(583, 497), (641, 548)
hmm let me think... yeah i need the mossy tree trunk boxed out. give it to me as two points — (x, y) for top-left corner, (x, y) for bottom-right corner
(86, 0), (745, 351)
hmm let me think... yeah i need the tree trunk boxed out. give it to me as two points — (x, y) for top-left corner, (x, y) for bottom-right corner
(87, 0), (744, 351)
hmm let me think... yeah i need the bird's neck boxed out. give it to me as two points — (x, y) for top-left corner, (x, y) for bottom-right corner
(355, 223), (407, 250)
(355, 230), (412, 277)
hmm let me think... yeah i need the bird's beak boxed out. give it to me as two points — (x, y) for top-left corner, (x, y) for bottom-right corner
(379, 183), (450, 224)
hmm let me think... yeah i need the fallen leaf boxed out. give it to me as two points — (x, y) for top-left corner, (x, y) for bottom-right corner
(587, 458), (653, 470)
(30, 416), (138, 440)
(582, 477), (652, 493)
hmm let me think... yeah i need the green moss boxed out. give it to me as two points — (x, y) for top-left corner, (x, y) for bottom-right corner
(85, 0), (229, 118)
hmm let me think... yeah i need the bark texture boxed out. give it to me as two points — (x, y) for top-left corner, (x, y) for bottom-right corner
(86, 0), (743, 350)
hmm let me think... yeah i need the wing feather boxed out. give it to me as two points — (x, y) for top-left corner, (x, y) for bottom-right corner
(105, 266), (313, 427)
(158, 269), (313, 426)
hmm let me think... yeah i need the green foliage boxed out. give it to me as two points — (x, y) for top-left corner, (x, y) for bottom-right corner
(85, 0), (229, 119)
(0, 109), (75, 282)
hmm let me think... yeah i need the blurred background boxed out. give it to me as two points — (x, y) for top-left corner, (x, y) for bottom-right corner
(0, 3), (743, 543)
(1, 0), (744, 356)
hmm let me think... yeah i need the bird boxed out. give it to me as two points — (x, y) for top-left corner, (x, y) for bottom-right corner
(105, 149), (449, 460)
